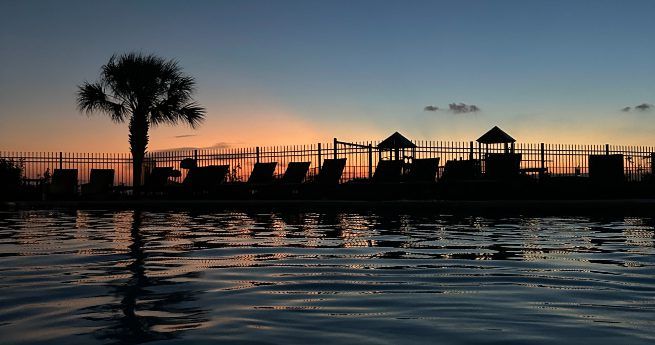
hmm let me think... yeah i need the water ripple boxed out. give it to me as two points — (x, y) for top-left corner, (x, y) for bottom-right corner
(0, 210), (654, 344)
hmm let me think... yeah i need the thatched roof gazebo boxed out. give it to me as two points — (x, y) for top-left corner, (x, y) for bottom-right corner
(477, 126), (515, 153)
(377, 131), (416, 161)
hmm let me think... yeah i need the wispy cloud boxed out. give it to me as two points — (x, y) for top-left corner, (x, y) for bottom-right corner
(448, 103), (480, 114)
(153, 141), (234, 152)
(621, 103), (652, 112)
(153, 146), (198, 152)
(635, 103), (652, 111)
(424, 102), (481, 114)
(174, 134), (197, 138)
(207, 142), (231, 149)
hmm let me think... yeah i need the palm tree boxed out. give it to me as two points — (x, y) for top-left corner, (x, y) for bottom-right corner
(77, 53), (205, 195)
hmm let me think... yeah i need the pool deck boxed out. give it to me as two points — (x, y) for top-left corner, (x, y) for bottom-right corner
(3, 199), (655, 215)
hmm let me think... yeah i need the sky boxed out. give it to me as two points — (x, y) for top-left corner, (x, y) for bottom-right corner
(1, 0), (654, 152)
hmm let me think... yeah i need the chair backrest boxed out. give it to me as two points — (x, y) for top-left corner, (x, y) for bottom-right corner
(248, 162), (277, 184)
(442, 159), (481, 180)
(180, 158), (197, 170)
(317, 158), (347, 184)
(51, 169), (78, 195)
(187, 165), (229, 190)
(145, 167), (173, 187)
(407, 158), (440, 182)
(281, 162), (311, 184)
(53, 169), (78, 185)
(485, 153), (521, 179)
(589, 154), (624, 182)
(373, 160), (402, 183)
(89, 169), (114, 188)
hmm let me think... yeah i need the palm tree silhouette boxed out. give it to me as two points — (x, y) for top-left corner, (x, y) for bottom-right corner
(77, 53), (205, 195)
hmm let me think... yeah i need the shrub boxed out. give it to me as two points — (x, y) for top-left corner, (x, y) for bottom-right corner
(0, 158), (23, 199)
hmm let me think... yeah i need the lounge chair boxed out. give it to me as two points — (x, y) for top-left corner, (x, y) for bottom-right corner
(316, 158), (347, 184)
(144, 167), (174, 194)
(252, 162), (310, 200)
(372, 160), (403, 183)
(281, 162), (311, 184)
(240, 162), (277, 199)
(180, 158), (198, 170)
(298, 158), (346, 199)
(81, 169), (114, 196)
(485, 153), (521, 179)
(49, 169), (78, 198)
(340, 159), (403, 200)
(248, 162), (277, 184)
(184, 165), (229, 193)
(406, 158), (440, 182)
(589, 154), (624, 182)
(441, 159), (481, 181)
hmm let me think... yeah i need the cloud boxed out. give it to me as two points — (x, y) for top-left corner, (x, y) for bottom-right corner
(635, 103), (652, 111)
(423, 102), (481, 114)
(153, 146), (198, 152)
(174, 134), (197, 138)
(207, 142), (231, 149)
(448, 102), (480, 114)
(153, 142), (234, 152)
(621, 103), (652, 112)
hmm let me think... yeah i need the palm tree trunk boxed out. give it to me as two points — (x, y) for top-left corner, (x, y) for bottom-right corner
(129, 113), (149, 197)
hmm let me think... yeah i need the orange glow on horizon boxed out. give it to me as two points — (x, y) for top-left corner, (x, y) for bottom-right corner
(1, 105), (653, 153)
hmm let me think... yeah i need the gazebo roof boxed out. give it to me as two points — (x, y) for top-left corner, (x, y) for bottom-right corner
(476, 126), (515, 144)
(377, 132), (416, 149)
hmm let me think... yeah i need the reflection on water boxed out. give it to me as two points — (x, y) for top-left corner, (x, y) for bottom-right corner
(0, 210), (654, 344)
(91, 211), (208, 344)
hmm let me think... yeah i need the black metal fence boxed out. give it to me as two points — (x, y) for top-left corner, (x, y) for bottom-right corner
(1, 140), (653, 186)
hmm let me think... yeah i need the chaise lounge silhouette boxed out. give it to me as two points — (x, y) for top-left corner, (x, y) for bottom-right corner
(81, 169), (115, 197)
(281, 162), (311, 184)
(315, 158), (347, 185)
(248, 162), (277, 184)
(143, 167), (174, 195)
(406, 158), (440, 183)
(48, 169), (78, 199)
(183, 165), (230, 195)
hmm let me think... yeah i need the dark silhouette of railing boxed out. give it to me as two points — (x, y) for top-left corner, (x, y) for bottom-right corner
(2, 140), (653, 186)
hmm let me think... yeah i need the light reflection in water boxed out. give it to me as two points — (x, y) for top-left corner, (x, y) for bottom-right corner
(0, 210), (653, 344)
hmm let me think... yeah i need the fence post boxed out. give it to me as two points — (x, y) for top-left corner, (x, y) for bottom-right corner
(59, 152), (63, 170)
(333, 138), (337, 159)
(194, 149), (198, 162)
(540, 143), (545, 171)
(469, 141), (474, 160)
(317, 143), (322, 172)
(368, 144), (373, 179)
(256, 146), (260, 163)
(605, 144), (609, 155)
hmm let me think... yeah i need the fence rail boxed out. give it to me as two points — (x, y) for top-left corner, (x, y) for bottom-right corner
(2, 140), (654, 186)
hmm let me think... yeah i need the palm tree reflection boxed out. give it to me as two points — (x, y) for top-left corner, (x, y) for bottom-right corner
(94, 210), (207, 344)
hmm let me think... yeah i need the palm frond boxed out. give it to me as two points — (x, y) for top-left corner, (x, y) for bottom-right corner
(177, 102), (206, 129)
(76, 82), (127, 123)
(150, 101), (205, 128)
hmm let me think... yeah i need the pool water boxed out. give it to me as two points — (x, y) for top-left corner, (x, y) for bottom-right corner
(0, 209), (653, 344)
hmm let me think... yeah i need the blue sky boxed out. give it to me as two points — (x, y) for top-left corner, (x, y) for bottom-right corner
(1, 0), (654, 151)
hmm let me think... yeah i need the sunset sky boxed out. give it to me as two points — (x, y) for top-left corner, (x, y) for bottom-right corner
(1, 0), (654, 152)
